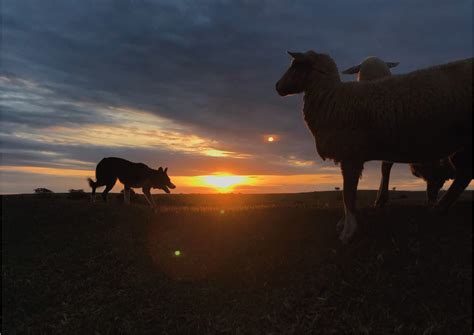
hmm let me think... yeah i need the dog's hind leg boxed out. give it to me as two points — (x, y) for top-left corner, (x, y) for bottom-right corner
(102, 179), (117, 203)
(91, 186), (97, 203)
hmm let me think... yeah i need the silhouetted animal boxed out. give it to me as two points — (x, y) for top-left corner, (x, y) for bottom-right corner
(342, 57), (456, 207)
(88, 157), (176, 207)
(276, 51), (472, 243)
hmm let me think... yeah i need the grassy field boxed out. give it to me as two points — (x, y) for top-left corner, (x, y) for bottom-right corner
(2, 191), (472, 334)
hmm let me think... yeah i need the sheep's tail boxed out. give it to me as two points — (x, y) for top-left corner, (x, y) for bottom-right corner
(87, 178), (97, 189)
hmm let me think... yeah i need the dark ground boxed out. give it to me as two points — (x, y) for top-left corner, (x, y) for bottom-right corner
(2, 191), (472, 334)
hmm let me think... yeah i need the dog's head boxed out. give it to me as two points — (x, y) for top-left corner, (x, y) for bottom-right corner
(152, 167), (176, 193)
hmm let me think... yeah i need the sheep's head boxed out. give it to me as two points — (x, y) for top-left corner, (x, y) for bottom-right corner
(342, 57), (399, 81)
(276, 51), (339, 96)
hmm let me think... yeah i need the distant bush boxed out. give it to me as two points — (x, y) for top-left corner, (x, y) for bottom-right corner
(67, 189), (89, 200)
(34, 188), (54, 198)
(392, 187), (397, 191)
(334, 187), (341, 191)
(34, 188), (54, 194)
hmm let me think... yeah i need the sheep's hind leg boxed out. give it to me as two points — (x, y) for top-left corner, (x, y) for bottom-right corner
(433, 149), (472, 213)
(426, 179), (445, 206)
(338, 161), (364, 244)
(374, 161), (393, 208)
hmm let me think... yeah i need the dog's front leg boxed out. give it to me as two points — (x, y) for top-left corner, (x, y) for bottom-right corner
(143, 187), (156, 208)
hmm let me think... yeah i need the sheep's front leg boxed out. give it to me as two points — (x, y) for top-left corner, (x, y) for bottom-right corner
(337, 161), (364, 244)
(374, 161), (393, 208)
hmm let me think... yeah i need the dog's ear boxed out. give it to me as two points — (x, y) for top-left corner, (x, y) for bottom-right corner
(158, 167), (163, 173)
(164, 167), (168, 173)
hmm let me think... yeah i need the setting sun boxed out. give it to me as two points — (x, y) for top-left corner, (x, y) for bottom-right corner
(198, 173), (254, 192)
(267, 136), (275, 142)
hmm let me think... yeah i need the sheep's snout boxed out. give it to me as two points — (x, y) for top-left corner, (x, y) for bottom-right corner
(275, 80), (287, 96)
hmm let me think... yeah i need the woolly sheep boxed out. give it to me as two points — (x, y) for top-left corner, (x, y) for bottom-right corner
(341, 57), (456, 207)
(275, 51), (472, 243)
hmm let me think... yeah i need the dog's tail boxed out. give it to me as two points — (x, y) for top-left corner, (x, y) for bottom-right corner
(87, 178), (97, 189)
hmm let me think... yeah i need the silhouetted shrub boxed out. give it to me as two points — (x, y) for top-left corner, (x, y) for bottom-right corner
(34, 188), (54, 194)
(67, 189), (88, 200)
(34, 188), (54, 198)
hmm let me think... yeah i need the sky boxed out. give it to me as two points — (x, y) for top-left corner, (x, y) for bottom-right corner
(1, 0), (472, 194)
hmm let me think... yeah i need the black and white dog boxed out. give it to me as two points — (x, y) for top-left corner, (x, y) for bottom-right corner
(88, 157), (176, 207)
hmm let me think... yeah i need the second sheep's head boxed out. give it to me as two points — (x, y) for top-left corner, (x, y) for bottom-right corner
(342, 57), (399, 81)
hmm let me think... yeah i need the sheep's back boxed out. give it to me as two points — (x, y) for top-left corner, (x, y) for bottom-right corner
(306, 58), (472, 163)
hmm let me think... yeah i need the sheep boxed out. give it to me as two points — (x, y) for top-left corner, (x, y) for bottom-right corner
(275, 51), (472, 243)
(341, 57), (456, 207)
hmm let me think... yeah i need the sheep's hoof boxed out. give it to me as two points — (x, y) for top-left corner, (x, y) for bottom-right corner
(429, 205), (448, 216)
(373, 197), (388, 209)
(338, 213), (358, 244)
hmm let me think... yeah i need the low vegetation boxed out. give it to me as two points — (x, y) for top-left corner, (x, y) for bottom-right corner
(2, 191), (472, 334)
(67, 189), (89, 200)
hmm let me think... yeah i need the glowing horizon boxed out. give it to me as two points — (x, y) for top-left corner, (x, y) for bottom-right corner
(0, 164), (455, 195)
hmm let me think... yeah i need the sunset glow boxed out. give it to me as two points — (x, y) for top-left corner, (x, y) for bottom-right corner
(0, 165), (442, 194)
(198, 173), (255, 193)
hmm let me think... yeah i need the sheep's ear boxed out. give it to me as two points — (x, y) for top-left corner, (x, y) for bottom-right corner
(386, 62), (399, 69)
(287, 51), (304, 59)
(341, 64), (361, 75)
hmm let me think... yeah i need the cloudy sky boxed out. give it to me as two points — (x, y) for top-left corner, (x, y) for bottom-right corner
(1, 0), (472, 194)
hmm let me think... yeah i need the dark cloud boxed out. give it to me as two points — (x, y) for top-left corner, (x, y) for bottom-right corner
(1, 0), (472, 186)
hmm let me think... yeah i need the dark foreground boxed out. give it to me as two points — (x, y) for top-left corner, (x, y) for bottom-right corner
(2, 191), (472, 334)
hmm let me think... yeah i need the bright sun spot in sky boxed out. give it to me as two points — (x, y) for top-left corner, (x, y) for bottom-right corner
(267, 136), (274, 142)
(199, 173), (253, 192)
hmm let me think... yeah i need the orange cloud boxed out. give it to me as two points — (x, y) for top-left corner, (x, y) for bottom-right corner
(11, 106), (250, 159)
